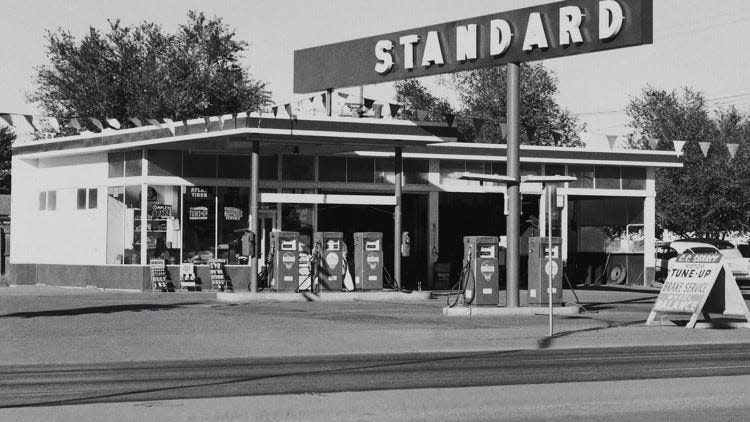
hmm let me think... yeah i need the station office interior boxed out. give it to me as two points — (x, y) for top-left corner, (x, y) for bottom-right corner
(9, 113), (682, 291)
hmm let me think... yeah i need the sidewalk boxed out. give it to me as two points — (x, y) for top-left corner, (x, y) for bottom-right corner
(1, 284), (749, 366)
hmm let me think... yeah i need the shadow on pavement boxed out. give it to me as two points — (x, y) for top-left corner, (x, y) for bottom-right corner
(575, 285), (660, 295)
(536, 318), (648, 349)
(0, 303), (204, 319)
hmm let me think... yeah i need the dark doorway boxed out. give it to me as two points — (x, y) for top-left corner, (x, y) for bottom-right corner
(317, 194), (428, 290)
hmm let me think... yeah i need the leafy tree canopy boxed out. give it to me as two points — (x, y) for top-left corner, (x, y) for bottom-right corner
(626, 86), (750, 238)
(0, 127), (13, 194)
(28, 11), (270, 128)
(394, 63), (585, 146)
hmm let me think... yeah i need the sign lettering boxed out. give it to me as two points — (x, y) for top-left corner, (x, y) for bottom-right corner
(294, 0), (653, 93)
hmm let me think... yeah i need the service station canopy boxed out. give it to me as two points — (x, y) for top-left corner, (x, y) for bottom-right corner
(293, 0), (653, 93)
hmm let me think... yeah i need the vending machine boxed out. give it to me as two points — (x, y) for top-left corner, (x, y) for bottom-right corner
(353, 232), (383, 291)
(270, 231), (299, 292)
(463, 236), (500, 306)
(528, 237), (563, 306)
(313, 232), (345, 291)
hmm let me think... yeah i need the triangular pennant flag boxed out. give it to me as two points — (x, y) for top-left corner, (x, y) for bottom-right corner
(162, 118), (174, 124)
(24, 115), (38, 132)
(89, 117), (103, 131)
(389, 103), (401, 118)
(499, 123), (509, 141)
(321, 93), (327, 107)
(0, 114), (12, 126)
(284, 103), (293, 118)
(363, 98), (375, 109)
(161, 118), (175, 135)
(146, 118), (161, 127)
(309, 96), (315, 103)
(673, 140), (686, 154)
(727, 143), (740, 159)
(648, 138), (659, 150)
(473, 117), (486, 134)
(444, 113), (455, 127)
(128, 117), (142, 127)
(606, 135), (618, 150)
(416, 109), (428, 121)
(67, 118), (82, 131)
(372, 104), (384, 119)
(106, 118), (121, 130)
(698, 141), (711, 157)
(272, 106), (278, 117)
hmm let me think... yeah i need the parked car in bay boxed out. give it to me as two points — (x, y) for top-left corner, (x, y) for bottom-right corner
(655, 240), (750, 282)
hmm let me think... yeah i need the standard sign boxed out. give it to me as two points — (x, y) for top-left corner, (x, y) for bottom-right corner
(646, 254), (750, 328)
(294, 0), (652, 93)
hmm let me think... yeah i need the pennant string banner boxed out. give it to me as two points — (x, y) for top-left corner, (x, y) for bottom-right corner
(727, 143), (739, 159)
(698, 142), (711, 157)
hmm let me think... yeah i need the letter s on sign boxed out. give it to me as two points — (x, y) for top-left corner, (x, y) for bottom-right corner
(599, 0), (624, 40)
(375, 40), (394, 74)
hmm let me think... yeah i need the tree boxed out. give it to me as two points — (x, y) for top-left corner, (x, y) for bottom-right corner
(0, 127), (13, 193)
(394, 79), (455, 121)
(28, 11), (270, 129)
(394, 63), (584, 146)
(626, 87), (750, 238)
(452, 63), (585, 146)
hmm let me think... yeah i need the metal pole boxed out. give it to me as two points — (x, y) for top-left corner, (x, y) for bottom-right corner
(394, 146), (403, 291)
(506, 62), (521, 308)
(548, 185), (554, 336)
(249, 139), (260, 292)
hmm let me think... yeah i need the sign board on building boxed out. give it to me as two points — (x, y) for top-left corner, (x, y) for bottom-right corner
(646, 254), (750, 328)
(294, 0), (653, 93)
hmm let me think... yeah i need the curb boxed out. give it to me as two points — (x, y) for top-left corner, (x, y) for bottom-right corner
(216, 291), (434, 303)
(443, 305), (582, 317)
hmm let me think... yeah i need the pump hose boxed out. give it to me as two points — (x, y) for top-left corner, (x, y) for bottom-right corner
(447, 257), (474, 308)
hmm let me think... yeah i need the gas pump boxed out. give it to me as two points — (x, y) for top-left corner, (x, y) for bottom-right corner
(313, 232), (345, 291)
(528, 237), (563, 306)
(353, 232), (384, 291)
(463, 236), (500, 306)
(269, 231), (299, 292)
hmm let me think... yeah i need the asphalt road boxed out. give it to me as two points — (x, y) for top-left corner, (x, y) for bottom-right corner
(3, 343), (750, 410)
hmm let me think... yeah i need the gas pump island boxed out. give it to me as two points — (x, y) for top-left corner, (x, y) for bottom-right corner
(292, 0), (652, 310)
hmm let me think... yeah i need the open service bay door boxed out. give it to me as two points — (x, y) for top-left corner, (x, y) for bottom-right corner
(646, 254), (750, 328)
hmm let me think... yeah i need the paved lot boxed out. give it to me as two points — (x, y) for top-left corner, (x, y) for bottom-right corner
(1, 285), (749, 365)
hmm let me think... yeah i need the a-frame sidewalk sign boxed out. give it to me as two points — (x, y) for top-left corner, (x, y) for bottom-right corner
(646, 254), (750, 328)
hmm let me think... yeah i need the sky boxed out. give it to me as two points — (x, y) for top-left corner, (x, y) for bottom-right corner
(3, 0), (750, 147)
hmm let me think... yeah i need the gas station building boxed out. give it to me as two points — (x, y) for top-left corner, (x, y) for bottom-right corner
(9, 113), (682, 291)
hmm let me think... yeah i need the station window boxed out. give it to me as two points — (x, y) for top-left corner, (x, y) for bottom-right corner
(148, 150), (182, 177)
(184, 153), (217, 178)
(568, 165), (595, 189)
(375, 158), (394, 184)
(218, 155), (252, 179)
(108, 152), (125, 178)
(260, 155), (278, 181)
(404, 159), (429, 185)
(183, 186), (216, 264)
(520, 163), (541, 177)
(282, 155), (314, 181)
(46, 191), (56, 211)
(124, 150), (143, 177)
(545, 164), (566, 177)
(78, 188), (98, 209)
(622, 167), (647, 190)
(595, 166), (621, 189)
(347, 157), (375, 183)
(105, 186), (142, 264)
(39, 192), (47, 211)
(217, 187), (250, 265)
(319, 156), (347, 182)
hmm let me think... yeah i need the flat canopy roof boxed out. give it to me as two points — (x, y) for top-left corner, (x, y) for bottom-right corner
(12, 114), (683, 169)
(12, 114), (457, 158)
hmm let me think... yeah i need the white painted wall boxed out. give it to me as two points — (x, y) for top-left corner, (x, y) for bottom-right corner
(11, 153), (110, 265)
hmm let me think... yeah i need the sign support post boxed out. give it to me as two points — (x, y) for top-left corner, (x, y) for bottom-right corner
(506, 62), (521, 308)
(394, 146), (403, 290)
(249, 138), (260, 293)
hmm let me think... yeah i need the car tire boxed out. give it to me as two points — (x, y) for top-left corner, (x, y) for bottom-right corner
(607, 264), (627, 285)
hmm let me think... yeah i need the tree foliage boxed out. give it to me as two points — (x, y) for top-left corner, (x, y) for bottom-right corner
(0, 127), (13, 193)
(393, 63), (585, 146)
(28, 11), (270, 127)
(626, 87), (750, 238)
